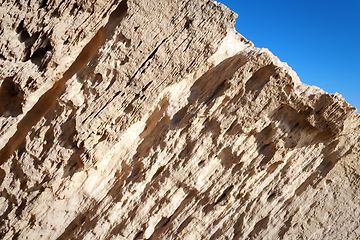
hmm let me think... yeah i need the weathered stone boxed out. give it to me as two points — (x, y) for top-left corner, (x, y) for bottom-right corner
(0, 0), (359, 239)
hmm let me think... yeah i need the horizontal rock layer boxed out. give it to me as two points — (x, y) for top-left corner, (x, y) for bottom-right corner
(0, 0), (360, 239)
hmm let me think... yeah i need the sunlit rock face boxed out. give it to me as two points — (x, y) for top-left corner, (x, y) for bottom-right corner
(0, 0), (360, 239)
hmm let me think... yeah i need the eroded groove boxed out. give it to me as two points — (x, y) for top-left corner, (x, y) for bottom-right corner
(127, 39), (166, 86)
(89, 91), (122, 122)
(0, 0), (128, 164)
(214, 185), (233, 205)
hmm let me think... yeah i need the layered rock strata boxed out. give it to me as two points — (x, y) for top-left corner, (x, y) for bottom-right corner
(0, 0), (359, 239)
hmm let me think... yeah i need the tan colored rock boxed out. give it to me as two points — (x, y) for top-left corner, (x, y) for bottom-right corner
(0, 0), (359, 239)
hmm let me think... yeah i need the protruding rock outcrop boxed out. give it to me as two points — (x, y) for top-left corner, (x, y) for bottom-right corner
(0, 0), (359, 239)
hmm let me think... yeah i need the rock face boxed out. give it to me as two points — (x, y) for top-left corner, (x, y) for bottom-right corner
(0, 0), (360, 239)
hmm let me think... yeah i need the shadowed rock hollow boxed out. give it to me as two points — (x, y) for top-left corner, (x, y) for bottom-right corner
(0, 0), (360, 239)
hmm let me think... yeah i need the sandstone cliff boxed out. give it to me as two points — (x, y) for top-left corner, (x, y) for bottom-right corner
(0, 0), (360, 239)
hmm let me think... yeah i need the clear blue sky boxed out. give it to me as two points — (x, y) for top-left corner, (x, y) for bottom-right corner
(219, 0), (360, 112)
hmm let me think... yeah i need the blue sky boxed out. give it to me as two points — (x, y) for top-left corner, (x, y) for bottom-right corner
(219, 0), (360, 112)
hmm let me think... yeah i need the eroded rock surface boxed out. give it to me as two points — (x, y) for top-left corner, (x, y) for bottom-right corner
(0, 0), (359, 239)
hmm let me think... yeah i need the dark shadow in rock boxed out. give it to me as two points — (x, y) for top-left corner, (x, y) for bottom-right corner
(218, 146), (236, 169)
(187, 54), (246, 108)
(0, 168), (5, 186)
(247, 215), (270, 239)
(29, 39), (52, 71)
(62, 150), (85, 179)
(245, 64), (276, 101)
(0, 77), (24, 117)
(56, 213), (87, 240)
(233, 212), (246, 240)
(162, 54), (248, 158)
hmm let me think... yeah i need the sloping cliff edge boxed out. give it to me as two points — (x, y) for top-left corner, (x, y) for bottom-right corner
(0, 0), (359, 239)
